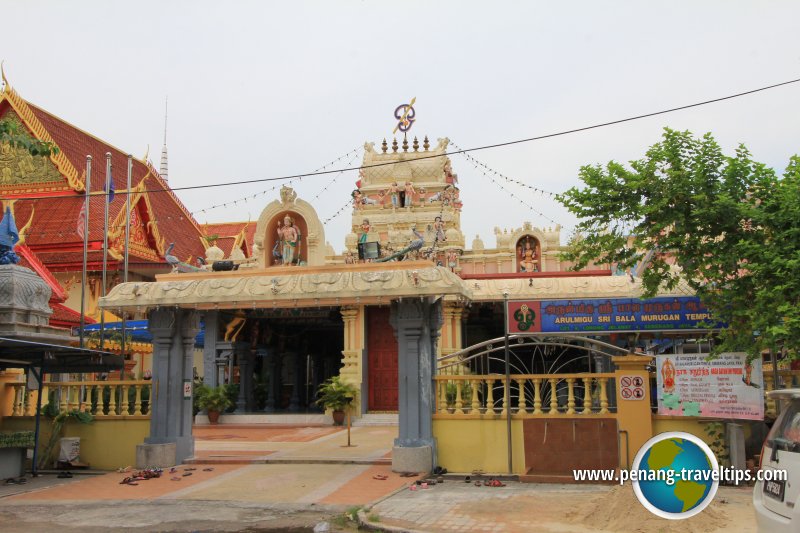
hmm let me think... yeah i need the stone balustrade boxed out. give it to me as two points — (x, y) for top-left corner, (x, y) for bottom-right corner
(433, 373), (616, 417)
(6, 380), (151, 418)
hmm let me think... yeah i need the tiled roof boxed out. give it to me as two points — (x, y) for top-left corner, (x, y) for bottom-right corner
(50, 302), (94, 328)
(201, 221), (256, 257)
(15, 244), (66, 302)
(0, 97), (206, 267)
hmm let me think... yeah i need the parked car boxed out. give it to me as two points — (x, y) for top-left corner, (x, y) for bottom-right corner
(754, 389), (800, 532)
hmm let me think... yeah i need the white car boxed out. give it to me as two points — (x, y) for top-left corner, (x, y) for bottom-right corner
(754, 389), (800, 532)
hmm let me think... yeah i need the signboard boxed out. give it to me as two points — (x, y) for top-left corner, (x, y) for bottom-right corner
(183, 379), (192, 399)
(507, 297), (720, 334)
(656, 352), (763, 420)
(620, 375), (646, 401)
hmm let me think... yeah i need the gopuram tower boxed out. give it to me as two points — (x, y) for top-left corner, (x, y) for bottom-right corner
(344, 136), (465, 270)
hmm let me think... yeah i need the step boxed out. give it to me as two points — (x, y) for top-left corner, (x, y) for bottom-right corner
(353, 413), (399, 426)
(194, 413), (331, 425)
(519, 473), (612, 484)
(184, 456), (392, 466)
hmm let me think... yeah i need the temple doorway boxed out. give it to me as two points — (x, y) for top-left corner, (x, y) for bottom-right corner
(218, 308), (344, 413)
(366, 306), (398, 412)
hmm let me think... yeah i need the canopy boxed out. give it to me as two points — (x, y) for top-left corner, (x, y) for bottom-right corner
(0, 336), (123, 373)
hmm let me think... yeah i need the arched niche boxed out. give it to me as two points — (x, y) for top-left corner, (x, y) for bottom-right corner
(254, 186), (326, 267)
(515, 234), (542, 273)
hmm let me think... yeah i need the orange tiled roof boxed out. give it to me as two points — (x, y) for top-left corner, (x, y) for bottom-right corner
(201, 221), (255, 257)
(0, 95), (206, 269)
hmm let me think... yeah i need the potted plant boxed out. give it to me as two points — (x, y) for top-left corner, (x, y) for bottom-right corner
(197, 385), (233, 424)
(315, 376), (358, 426)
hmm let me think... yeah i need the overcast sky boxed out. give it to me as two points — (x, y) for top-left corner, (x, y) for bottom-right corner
(3, 1), (799, 250)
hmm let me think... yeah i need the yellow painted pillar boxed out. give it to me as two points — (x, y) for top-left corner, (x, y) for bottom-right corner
(0, 370), (24, 419)
(439, 302), (465, 374)
(339, 305), (365, 413)
(612, 355), (653, 469)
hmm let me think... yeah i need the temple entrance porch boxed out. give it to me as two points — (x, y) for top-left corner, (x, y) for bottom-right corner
(203, 308), (344, 415)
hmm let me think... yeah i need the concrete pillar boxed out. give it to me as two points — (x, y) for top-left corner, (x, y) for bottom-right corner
(144, 308), (199, 465)
(612, 355), (653, 469)
(389, 298), (443, 473)
(233, 342), (251, 413)
(264, 348), (278, 413)
(201, 311), (219, 387)
(339, 305), (364, 413)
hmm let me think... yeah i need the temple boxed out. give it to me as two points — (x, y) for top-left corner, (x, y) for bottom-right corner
(1, 76), (749, 476)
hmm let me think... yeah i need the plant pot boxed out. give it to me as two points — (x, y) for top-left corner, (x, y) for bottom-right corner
(332, 410), (345, 426)
(207, 410), (221, 424)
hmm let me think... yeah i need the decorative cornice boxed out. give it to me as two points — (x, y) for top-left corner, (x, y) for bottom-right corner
(99, 262), (472, 310)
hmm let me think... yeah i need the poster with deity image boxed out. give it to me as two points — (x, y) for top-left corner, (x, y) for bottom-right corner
(656, 352), (764, 420)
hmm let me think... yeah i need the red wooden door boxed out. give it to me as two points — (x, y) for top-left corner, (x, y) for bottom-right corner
(367, 306), (399, 411)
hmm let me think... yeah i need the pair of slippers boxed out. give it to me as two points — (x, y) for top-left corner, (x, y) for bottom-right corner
(4, 477), (27, 485)
(372, 474), (389, 480)
(56, 472), (73, 479)
(399, 472), (418, 478)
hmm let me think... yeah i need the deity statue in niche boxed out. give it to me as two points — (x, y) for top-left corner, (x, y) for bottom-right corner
(377, 189), (387, 208)
(344, 250), (355, 264)
(276, 214), (299, 266)
(446, 249), (459, 272)
(518, 237), (539, 272)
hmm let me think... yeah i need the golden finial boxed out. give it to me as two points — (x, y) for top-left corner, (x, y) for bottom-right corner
(1, 60), (9, 91)
(141, 144), (150, 163)
(412, 136), (419, 152)
(423, 136), (430, 151)
(392, 138), (398, 153)
(402, 135), (409, 152)
(381, 138), (388, 153)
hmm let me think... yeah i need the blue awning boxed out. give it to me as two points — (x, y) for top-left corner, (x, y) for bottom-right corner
(80, 320), (205, 347)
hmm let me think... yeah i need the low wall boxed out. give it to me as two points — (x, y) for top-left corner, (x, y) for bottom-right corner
(434, 419), (526, 474)
(1, 417), (149, 471)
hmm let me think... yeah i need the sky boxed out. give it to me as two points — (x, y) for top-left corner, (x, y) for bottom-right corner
(2, 1), (800, 251)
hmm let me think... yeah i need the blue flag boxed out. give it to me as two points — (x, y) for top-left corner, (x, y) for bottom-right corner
(105, 166), (115, 203)
(0, 206), (19, 248)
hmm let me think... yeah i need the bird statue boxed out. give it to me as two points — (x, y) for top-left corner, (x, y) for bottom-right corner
(165, 242), (203, 273)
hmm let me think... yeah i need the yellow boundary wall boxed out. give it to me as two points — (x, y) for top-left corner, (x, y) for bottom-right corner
(1, 417), (149, 471)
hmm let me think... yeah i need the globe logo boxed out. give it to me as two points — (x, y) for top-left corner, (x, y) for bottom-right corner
(631, 431), (719, 519)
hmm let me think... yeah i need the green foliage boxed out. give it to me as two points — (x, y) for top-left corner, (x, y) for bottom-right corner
(557, 128), (800, 358)
(315, 375), (358, 411)
(367, 513), (381, 523)
(37, 406), (94, 469)
(445, 382), (473, 407)
(0, 118), (58, 156)
(196, 385), (233, 413)
(193, 381), (209, 416)
(704, 421), (729, 466)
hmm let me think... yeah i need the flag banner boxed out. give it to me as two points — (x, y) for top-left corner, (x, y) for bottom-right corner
(77, 202), (86, 240)
(105, 167), (115, 203)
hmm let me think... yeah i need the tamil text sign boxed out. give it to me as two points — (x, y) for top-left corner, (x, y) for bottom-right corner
(507, 297), (719, 334)
(656, 352), (763, 420)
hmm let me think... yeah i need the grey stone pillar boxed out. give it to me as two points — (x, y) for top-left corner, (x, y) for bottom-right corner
(264, 348), (278, 413)
(143, 308), (199, 465)
(233, 342), (251, 413)
(201, 311), (219, 388)
(389, 298), (443, 473)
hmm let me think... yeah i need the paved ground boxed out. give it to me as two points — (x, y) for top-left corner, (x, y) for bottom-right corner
(0, 424), (760, 532)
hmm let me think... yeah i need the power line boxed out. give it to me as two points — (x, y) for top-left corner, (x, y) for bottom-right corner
(7, 76), (800, 204)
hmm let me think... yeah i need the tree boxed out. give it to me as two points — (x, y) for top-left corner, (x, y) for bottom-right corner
(0, 118), (57, 156)
(557, 128), (800, 358)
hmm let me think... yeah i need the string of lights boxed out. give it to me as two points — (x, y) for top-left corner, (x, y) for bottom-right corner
(311, 148), (362, 202)
(191, 146), (361, 216)
(459, 154), (561, 226)
(321, 199), (353, 225)
(7, 76), (799, 203)
(449, 141), (557, 197)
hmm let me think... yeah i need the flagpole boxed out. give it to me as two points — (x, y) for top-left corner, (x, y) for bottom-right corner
(79, 156), (91, 349)
(99, 153), (111, 365)
(120, 154), (132, 383)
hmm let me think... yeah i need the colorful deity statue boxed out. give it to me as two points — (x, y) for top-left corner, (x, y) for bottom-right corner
(434, 216), (446, 243)
(403, 181), (416, 207)
(446, 249), (459, 272)
(277, 214), (299, 266)
(661, 357), (676, 394)
(352, 189), (363, 210)
(389, 182), (400, 208)
(519, 240), (538, 272)
(359, 219), (370, 244)
(377, 189), (387, 208)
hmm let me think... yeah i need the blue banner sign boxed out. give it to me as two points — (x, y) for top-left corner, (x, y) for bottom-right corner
(527, 296), (719, 333)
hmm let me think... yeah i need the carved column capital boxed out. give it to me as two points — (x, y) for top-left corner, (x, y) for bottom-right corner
(148, 307), (176, 340)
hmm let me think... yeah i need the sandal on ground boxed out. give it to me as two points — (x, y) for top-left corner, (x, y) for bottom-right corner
(4, 478), (16, 485)
(372, 474), (388, 480)
(58, 472), (73, 479)
(182, 472), (192, 477)
(474, 480), (482, 487)
(184, 467), (197, 471)
(171, 477), (181, 481)
(464, 476), (471, 483)
(488, 479), (506, 487)
(202, 468), (214, 472)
